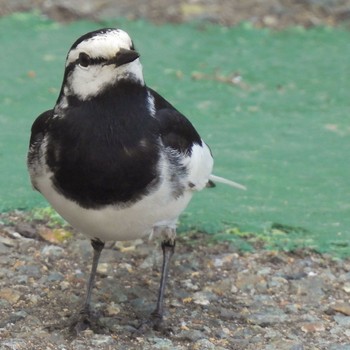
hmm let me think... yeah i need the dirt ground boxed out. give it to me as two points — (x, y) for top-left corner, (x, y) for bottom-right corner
(1, 0), (350, 28)
(1, 211), (350, 349)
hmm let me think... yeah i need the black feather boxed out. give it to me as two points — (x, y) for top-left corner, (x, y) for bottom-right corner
(46, 81), (161, 208)
(29, 110), (53, 147)
(150, 88), (202, 156)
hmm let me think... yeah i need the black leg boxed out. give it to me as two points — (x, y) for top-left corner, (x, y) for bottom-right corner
(151, 239), (175, 329)
(69, 238), (105, 333)
(83, 238), (105, 312)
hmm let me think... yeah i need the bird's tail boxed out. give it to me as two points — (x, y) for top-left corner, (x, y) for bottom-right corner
(209, 174), (247, 191)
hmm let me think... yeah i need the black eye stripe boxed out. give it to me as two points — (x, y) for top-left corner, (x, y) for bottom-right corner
(76, 56), (108, 66)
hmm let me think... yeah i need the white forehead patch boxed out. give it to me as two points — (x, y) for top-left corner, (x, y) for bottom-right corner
(66, 29), (133, 66)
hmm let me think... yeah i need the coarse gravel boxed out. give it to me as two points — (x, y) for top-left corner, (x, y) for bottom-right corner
(1, 0), (350, 28)
(1, 211), (350, 349)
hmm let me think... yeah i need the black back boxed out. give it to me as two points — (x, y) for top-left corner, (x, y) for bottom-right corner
(150, 88), (202, 155)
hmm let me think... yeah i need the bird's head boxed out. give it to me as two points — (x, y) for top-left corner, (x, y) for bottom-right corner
(60, 28), (142, 102)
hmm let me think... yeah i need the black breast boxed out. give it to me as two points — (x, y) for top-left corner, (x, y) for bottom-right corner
(47, 82), (160, 209)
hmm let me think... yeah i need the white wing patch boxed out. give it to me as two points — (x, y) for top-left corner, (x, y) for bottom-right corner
(184, 142), (214, 191)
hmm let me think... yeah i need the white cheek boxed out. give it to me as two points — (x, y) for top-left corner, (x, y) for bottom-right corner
(68, 60), (144, 100)
(114, 59), (144, 85)
(70, 65), (116, 100)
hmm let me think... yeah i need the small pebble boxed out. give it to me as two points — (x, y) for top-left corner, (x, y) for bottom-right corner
(192, 338), (216, 350)
(0, 288), (21, 304)
(106, 302), (121, 316)
(332, 302), (350, 316)
(177, 329), (205, 342)
(47, 272), (64, 282)
(96, 262), (109, 275)
(41, 244), (64, 257)
(247, 309), (288, 326)
(0, 242), (10, 254)
(301, 322), (325, 333)
(334, 315), (350, 327)
(8, 310), (27, 324)
(60, 281), (70, 291)
(91, 334), (115, 346)
(193, 291), (211, 305)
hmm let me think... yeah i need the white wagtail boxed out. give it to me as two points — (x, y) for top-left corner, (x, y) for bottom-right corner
(27, 28), (245, 332)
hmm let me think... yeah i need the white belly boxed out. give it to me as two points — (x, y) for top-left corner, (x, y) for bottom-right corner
(36, 171), (192, 242)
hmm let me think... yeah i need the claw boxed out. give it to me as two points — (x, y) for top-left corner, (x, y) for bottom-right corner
(68, 309), (108, 335)
(134, 313), (172, 336)
(69, 310), (93, 334)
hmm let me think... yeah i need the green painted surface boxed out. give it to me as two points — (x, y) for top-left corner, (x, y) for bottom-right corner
(1, 14), (349, 255)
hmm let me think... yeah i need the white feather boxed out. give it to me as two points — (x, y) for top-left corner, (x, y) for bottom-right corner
(209, 174), (246, 190)
(66, 29), (133, 65)
(35, 171), (193, 242)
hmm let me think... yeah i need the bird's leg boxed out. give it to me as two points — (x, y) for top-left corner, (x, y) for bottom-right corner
(69, 238), (105, 334)
(149, 233), (176, 330)
(135, 228), (176, 334)
(83, 238), (105, 312)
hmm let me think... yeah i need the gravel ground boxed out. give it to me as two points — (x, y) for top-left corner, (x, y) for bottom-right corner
(1, 211), (350, 349)
(1, 0), (350, 28)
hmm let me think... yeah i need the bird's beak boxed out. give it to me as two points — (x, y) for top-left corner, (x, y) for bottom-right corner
(107, 48), (140, 67)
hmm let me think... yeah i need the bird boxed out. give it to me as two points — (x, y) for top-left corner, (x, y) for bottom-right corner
(27, 28), (245, 333)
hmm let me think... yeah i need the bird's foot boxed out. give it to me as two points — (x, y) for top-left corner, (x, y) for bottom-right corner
(46, 308), (106, 335)
(68, 308), (107, 335)
(68, 309), (94, 334)
(135, 311), (173, 336)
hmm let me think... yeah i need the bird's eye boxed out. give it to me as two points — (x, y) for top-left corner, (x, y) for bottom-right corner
(78, 52), (91, 68)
